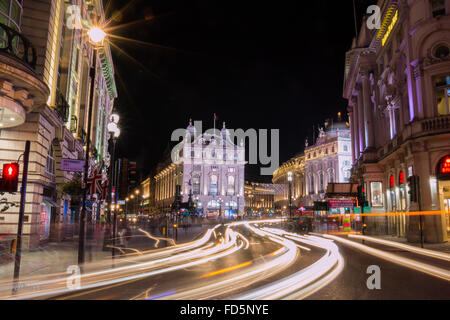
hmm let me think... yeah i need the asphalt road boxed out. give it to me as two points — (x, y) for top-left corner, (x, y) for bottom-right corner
(2, 219), (449, 300)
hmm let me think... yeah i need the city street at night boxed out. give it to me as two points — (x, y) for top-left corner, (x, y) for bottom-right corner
(0, 0), (449, 308)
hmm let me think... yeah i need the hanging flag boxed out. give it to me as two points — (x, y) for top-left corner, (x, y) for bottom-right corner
(87, 168), (103, 195)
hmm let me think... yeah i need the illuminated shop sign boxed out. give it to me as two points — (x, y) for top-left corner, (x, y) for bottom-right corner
(382, 10), (398, 46)
(440, 157), (450, 174)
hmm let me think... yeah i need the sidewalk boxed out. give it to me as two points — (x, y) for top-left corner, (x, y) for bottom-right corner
(0, 222), (211, 281)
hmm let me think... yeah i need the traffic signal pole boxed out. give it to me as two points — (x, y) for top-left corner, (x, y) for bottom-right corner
(12, 140), (30, 295)
(417, 176), (424, 248)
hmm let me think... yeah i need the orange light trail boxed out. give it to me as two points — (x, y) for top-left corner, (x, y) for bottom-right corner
(327, 210), (445, 218)
(199, 261), (253, 279)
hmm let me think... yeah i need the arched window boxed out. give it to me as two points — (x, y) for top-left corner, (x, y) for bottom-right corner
(328, 170), (334, 183)
(319, 172), (324, 192)
(310, 174), (315, 194)
(210, 175), (218, 195)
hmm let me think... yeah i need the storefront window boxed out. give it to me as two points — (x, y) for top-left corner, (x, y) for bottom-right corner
(370, 182), (384, 207)
(193, 177), (200, 195)
(210, 175), (218, 195)
(227, 175), (235, 195)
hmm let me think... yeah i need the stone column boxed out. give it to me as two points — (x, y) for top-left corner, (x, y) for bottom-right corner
(356, 83), (366, 152)
(361, 70), (375, 148)
(348, 105), (356, 163)
(412, 62), (425, 119)
(351, 96), (360, 161)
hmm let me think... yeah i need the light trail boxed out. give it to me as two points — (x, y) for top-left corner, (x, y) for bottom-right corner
(234, 229), (344, 300)
(347, 234), (450, 262)
(321, 234), (450, 281)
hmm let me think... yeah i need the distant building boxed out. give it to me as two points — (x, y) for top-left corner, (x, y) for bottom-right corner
(272, 154), (307, 211)
(154, 120), (246, 217)
(304, 115), (352, 206)
(244, 181), (276, 214)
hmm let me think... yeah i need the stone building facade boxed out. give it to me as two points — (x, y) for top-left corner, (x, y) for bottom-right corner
(343, 0), (450, 242)
(0, 0), (116, 248)
(154, 120), (246, 217)
(272, 153), (307, 211)
(304, 117), (353, 206)
(244, 181), (275, 215)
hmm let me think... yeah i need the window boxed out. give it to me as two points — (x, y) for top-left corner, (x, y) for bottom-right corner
(227, 176), (235, 195)
(319, 172), (324, 192)
(370, 182), (384, 207)
(434, 45), (449, 59)
(328, 170), (334, 183)
(431, 0), (446, 17)
(344, 145), (348, 152)
(210, 175), (218, 195)
(46, 144), (55, 175)
(435, 74), (450, 115)
(310, 174), (315, 194)
(193, 177), (200, 195)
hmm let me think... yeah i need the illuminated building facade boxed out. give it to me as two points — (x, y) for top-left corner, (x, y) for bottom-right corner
(304, 116), (352, 206)
(0, 0), (116, 248)
(343, 0), (450, 242)
(154, 120), (246, 217)
(244, 181), (276, 215)
(272, 153), (307, 211)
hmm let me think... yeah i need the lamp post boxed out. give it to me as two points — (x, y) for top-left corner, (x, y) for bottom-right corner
(135, 189), (140, 217)
(288, 171), (293, 220)
(125, 197), (129, 225)
(78, 25), (106, 266)
(108, 114), (120, 259)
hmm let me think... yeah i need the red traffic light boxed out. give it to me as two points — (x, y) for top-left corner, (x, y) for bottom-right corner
(1, 163), (19, 193)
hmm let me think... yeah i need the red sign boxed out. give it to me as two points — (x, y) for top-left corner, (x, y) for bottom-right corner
(441, 157), (450, 174)
(399, 171), (405, 184)
(390, 175), (395, 187)
(328, 199), (356, 208)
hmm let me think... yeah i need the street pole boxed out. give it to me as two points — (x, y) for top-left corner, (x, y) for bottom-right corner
(288, 181), (292, 220)
(12, 140), (30, 295)
(78, 47), (97, 266)
(417, 175), (424, 248)
(111, 139), (117, 260)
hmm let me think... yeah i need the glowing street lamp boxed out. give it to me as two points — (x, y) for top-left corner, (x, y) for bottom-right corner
(79, 25), (108, 266)
(288, 171), (293, 219)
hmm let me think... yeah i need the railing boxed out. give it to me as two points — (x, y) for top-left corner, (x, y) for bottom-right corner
(0, 22), (36, 69)
(55, 90), (70, 122)
(69, 115), (78, 133)
(420, 115), (450, 132)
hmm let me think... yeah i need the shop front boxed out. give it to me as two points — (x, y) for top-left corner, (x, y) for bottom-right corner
(437, 155), (450, 236)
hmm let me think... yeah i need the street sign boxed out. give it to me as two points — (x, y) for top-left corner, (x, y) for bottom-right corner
(61, 158), (84, 172)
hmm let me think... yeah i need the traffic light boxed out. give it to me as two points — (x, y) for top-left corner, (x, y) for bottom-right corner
(408, 175), (418, 202)
(357, 185), (367, 207)
(0, 163), (19, 193)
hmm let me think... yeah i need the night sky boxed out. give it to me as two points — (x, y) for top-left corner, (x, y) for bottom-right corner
(107, 0), (377, 182)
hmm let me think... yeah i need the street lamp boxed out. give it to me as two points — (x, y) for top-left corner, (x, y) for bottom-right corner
(107, 114), (120, 259)
(78, 25), (107, 266)
(288, 171), (293, 220)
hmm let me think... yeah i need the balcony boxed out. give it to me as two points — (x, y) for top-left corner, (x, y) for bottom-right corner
(0, 23), (49, 128)
(55, 90), (70, 123)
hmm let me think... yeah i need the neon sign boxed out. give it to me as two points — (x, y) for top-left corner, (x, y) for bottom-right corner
(441, 157), (450, 174)
(382, 10), (398, 46)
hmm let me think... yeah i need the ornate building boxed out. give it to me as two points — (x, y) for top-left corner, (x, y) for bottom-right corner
(244, 181), (275, 214)
(304, 116), (352, 205)
(0, 0), (116, 248)
(272, 153), (306, 211)
(343, 0), (450, 242)
(154, 120), (246, 217)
